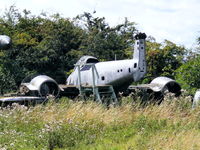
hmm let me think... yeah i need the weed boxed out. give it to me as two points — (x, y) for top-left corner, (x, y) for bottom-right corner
(0, 95), (199, 149)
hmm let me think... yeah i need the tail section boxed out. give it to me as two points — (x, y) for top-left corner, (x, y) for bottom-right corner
(133, 33), (147, 81)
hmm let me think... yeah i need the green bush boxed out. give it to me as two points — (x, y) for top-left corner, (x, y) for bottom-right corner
(175, 56), (200, 94)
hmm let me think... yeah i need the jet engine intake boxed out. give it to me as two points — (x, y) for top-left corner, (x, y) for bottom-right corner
(20, 75), (60, 98)
(0, 35), (12, 50)
(128, 76), (181, 102)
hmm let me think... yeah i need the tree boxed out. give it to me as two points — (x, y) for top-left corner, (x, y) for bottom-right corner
(175, 56), (200, 94)
(1, 9), (84, 84)
(0, 52), (17, 94)
(176, 35), (200, 94)
(145, 38), (185, 82)
(76, 12), (137, 61)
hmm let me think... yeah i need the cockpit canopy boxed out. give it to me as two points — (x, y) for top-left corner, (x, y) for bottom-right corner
(75, 55), (99, 68)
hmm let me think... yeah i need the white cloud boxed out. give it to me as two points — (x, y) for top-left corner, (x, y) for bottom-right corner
(0, 0), (200, 48)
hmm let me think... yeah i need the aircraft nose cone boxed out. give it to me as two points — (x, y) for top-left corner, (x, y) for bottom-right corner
(0, 35), (11, 49)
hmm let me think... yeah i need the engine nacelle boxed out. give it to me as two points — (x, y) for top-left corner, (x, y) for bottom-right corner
(20, 75), (60, 98)
(128, 76), (181, 102)
(149, 77), (181, 95)
(0, 35), (12, 50)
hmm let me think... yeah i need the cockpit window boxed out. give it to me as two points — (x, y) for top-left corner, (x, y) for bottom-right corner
(86, 58), (99, 63)
(81, 65), (92, 71)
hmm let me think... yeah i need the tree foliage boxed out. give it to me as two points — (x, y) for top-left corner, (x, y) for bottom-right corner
(173, 34), (200, 94)
(75, 12), (136, 60)
(174, 36), (200, 94)
(145, 38), (185, 83)
(175, 56), (200, 94)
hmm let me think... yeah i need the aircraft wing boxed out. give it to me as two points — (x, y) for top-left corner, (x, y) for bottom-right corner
(0, 96), (46, 104)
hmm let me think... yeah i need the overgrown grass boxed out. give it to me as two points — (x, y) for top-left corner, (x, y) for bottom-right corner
(0, 94), (200, 150)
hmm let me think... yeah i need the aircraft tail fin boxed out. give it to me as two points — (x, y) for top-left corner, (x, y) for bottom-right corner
(133, 33), (147, 81)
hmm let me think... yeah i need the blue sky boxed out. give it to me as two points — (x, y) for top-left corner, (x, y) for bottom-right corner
(0, 0), (200, 49)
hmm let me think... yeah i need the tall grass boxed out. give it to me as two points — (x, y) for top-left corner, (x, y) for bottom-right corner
(0, 94), (200, 150)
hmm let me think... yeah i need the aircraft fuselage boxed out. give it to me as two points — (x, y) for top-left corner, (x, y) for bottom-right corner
(66, 33), (147, 92)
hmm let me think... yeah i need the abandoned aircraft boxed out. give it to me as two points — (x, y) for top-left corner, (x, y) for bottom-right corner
(67, 33), (147, 91)
(65, 32), (181, 101)
(0, 33), (181, 105)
